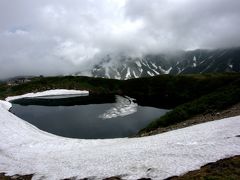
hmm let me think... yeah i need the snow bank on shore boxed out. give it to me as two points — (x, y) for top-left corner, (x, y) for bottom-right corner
(0, 100), (12, 110)
(5, 89), (89, 102)
(0, 99), (239, 180)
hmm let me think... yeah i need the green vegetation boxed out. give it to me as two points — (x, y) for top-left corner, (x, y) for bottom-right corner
(1, 73), (240, 103)
(1, 73), (240, 134)
(122, 73), (240, 107)
(140, 79), (240, 133)
(0, 76), (121, 99)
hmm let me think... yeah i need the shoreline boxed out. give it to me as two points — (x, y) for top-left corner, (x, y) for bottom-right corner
(5, 89), (89, 102)
(138, 102), (240, 137)
(0, 90), (240, 179)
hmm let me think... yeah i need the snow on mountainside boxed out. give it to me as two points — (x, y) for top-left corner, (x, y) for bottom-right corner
(75, 47), (240, 79)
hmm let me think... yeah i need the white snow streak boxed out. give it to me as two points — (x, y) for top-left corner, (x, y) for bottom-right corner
(193, 56), (197, 67)
(135, 61), (142, 67)
(165, 67), (172, 74)
(159, 66), (172, 74)
(193, 56), (197, 62)
(151, 62), (158, 69)
(105, 67), (111, 78)
(152, 69), (160, 75)
(147, 71), (154, 76)
(125, 67), (131, 79)
(132, 70), (138, 78)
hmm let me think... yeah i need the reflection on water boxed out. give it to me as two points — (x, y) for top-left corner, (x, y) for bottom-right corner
(11, 95), (169, 139)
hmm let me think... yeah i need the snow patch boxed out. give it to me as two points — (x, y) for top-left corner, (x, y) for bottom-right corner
(177, 67), (182, 74)
(159, 66), (172, 74)
(113, 68), (121, 79)
(99, 95), (137, 119)
(0, 100), (12, 110)
(193, 56), (197, 67)
(193, 56), (197, 62)
(141, 61), (147, 67)
(114, 75), (121, 80)
(6, 89), (89, 102)
(105, 67), (111, 78)
(135, 61), (142, 67)
(132, 70), (138, 78)
(145, 61), (151, 69)
(147, 71), (154, 76)
(125, 67), (131, 79)
(152, 69), (160, 75)
(165, 67), (172, 74)
(151, 62), (158, 69)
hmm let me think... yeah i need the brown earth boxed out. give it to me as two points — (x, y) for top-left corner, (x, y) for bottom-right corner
(165, 155), (240, 180)
(0, 173), (33, 180)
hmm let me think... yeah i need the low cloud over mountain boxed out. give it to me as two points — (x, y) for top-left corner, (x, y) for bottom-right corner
(0, 0), (240, 79)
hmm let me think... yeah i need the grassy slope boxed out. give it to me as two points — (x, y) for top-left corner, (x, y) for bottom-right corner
(140, 79), (240, 133)
(1, 73), (240, 101)
(0, 76), (122, 98)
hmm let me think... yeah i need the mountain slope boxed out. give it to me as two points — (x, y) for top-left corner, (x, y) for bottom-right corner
(76, 47), (240, 79)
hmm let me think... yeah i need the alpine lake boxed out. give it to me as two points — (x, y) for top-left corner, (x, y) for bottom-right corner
(10, 94), (169, 139)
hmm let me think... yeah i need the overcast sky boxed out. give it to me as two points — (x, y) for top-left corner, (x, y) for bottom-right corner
(0, 0), (240, 79)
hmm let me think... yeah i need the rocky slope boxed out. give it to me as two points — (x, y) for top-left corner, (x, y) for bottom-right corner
(76, 47), (240, 79)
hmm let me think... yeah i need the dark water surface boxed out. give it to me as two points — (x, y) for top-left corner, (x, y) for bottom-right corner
(11, 95), (168, 139)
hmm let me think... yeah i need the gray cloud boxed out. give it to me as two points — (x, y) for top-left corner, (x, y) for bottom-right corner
(125, 0), (240, 50)
(0, 0), (240, 79)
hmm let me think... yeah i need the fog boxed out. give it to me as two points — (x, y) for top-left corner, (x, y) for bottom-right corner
(0, 0), (240, 79)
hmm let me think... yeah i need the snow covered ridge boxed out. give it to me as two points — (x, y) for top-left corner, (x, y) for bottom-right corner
(0, 99), (240, 179)
(99, 95), (137, 119)
(5, 89), (89, 102)
(77, 47), (240, 80)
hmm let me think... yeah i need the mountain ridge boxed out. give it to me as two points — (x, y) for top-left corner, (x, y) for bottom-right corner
(75, 47), (240, 79)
